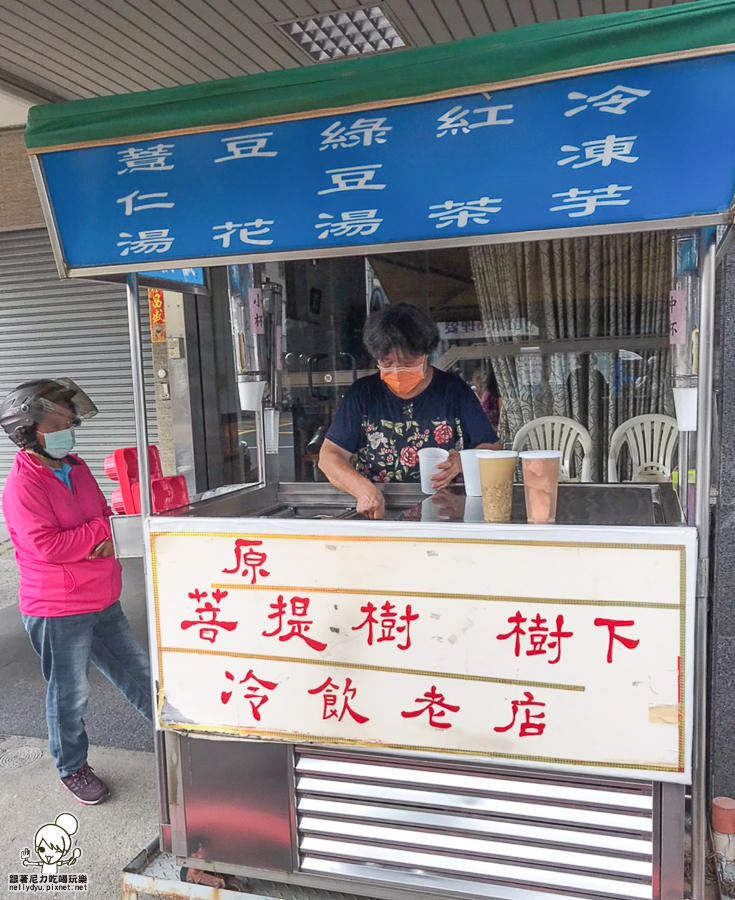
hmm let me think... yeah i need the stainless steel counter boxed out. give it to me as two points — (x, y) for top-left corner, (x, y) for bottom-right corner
(163, 480), (684, 526)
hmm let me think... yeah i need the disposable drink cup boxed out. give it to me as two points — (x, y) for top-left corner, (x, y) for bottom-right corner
(478, 451), (518, 523)
(520, 450), (561, 524)
(418, 447), (449, 494)
(459, 449), (497, 497)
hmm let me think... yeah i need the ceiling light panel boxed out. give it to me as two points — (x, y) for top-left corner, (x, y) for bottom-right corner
(276, 5), (407, 63)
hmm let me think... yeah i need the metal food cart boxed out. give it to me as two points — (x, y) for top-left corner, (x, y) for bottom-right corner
(24, 3), (735, 898)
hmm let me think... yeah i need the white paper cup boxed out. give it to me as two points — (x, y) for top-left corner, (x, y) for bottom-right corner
(418, 447), (449, 494)
(460, 449), (499, 496)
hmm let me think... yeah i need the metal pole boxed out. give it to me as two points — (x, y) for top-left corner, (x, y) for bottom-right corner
(678, 433), (689, 521)
(125, 273), (169, 835)
(126, 273), (151, 517)
(691, 230), (716, 900)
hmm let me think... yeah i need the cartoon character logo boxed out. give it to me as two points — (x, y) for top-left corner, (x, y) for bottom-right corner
(20, 813), (81, 875)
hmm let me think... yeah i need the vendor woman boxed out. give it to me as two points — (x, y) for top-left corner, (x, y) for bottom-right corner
(319, 304), (502, 519)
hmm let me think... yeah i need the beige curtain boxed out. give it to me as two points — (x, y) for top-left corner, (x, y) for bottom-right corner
(470, 234), (674, 480)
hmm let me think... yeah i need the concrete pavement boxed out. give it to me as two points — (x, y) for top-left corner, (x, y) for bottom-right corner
(0, 557), (158, 899)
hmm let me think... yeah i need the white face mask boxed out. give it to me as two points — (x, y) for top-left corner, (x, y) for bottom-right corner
(42, 427), (76, 459)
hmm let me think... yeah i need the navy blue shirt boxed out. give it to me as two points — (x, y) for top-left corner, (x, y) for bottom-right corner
(326, 368), (498, 483)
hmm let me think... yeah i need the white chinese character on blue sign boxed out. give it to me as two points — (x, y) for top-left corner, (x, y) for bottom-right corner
(212, 220), (275, 248)
(117, 229), (175, 255)
(116, 190), (175, 215)
(437, 99), (514, 137)
(215, 133), (277, 163)
(320, 117), (392, 150)
(117, 144), (175, 174)
(315, 210), (382, 239)
(429, 197), (502, 228)
(318, 165), (386, 194)
(558, 135), (639, 168)
(550, 184), (632, 218)
(565, 86), (650, 117)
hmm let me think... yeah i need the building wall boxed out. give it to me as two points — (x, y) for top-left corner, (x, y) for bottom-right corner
(0, 128), (44, 232)
(711, 246), (735, 800)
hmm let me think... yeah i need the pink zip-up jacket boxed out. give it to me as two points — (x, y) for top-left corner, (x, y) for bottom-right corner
(2, 451), (122, 617)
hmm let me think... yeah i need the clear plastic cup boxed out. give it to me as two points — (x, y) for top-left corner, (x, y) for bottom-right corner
(478, 451), (518, 523)
(520, 450), (562, 524)
(459, 449), (498, 497)
(418, 448), (449, 494)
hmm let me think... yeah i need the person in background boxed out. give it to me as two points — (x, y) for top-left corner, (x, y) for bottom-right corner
(0, 379), (152, 806)
(472, 365), (503, 433)
(319, 304), (502, 518)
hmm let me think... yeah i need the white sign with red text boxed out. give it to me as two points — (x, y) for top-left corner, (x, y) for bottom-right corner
(146, 518), (695, 782)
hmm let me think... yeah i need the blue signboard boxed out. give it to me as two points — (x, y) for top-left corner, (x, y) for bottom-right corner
(143, 267), (206, 287)
(38, 53), (735, 274)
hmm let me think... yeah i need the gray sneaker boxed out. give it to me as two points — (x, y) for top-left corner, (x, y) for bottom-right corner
(60, 763), (110, 805)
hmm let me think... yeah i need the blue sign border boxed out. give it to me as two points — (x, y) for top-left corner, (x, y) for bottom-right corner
(37, 52), (735, 276)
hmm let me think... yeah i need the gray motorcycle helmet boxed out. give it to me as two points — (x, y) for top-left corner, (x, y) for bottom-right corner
(0, 379), (98, 449)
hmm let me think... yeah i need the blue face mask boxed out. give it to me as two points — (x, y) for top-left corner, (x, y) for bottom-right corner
(43, 427), (76, 459)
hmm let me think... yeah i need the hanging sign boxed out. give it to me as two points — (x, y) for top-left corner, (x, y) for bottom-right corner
(148, 288), (166, 342)
(148, 518), (696, 783)
(37, 53), (735, 275)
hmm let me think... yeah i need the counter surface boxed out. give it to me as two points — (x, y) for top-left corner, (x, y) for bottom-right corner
(166, 481), (683, 527)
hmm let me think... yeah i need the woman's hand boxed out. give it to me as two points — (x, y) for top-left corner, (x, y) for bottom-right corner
(87, 539), (114, 560)
(356, 482), (386, 519)
(431, 450), (462, 490)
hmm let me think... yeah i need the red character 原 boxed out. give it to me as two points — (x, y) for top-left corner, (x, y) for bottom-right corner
(222, 539), (270, 584)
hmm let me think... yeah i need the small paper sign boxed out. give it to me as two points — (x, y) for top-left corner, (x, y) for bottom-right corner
(669, 289), (686, 345)
(248, 288), (264, 335)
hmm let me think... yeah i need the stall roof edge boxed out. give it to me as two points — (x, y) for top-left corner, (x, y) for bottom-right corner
(24, 0), (735, 152)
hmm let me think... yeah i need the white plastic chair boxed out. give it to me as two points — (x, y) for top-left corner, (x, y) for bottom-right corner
(512, 416), (592, 483)
(607, 414), (679, 483)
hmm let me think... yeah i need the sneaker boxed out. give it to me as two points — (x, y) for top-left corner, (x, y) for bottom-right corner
(60, 763), (110, 805)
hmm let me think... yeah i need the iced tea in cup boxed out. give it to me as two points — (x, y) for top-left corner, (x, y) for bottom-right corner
(478, 451), (518, 523)
(418, 447), (449, 494)
(520, 450), (562, 524)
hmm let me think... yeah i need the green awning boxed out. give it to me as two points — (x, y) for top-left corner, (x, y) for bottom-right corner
(25, 0), (735, 151)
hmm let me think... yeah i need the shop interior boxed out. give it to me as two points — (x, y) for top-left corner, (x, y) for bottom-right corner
(186, 229), (683, 500)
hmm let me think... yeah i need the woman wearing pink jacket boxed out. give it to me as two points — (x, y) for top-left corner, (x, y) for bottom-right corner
(0, 379), (152, 806)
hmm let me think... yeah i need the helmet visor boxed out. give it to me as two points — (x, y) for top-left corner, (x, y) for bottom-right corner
(52, 379), (98, 421)
(32, 379), (98, 428)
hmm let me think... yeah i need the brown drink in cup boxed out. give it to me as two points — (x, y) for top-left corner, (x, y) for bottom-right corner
(520, 450), (561, 524)
(478, 452), (518, 523)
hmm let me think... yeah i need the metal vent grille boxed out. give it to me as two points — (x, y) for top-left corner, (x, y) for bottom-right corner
(276, 5), (407, 63)
(296, 749), (655, 900)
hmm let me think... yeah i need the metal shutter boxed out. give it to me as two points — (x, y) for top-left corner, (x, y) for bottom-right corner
(0, 229), (158, 500)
